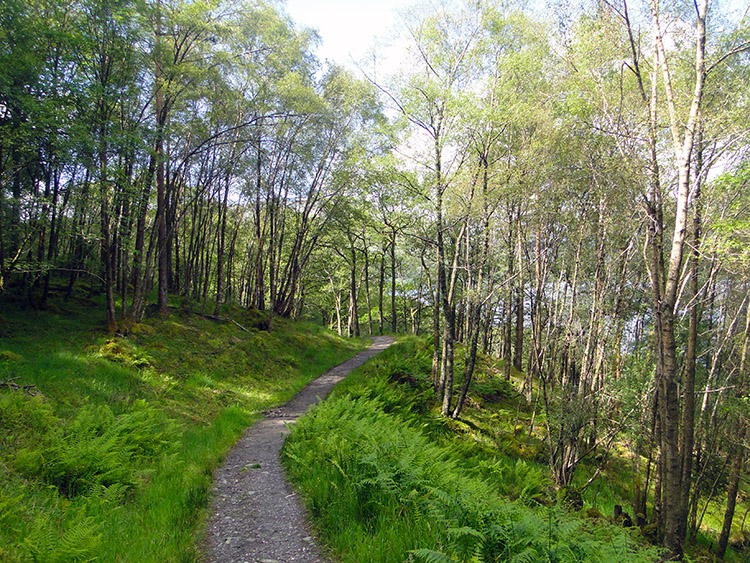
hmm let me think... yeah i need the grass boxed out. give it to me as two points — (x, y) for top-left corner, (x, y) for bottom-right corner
(282, 336), (663, 562)
(0, 290), (365, 562)
(283, 334), (750, 562)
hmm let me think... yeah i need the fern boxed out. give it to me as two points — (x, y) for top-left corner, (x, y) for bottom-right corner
(0, 489), (23, 535)
(56, 517), (101, 562)
(23, 516), (101, 563)
(410, 548), (457, 563)
(329, 457), (348, 478)
(509, 546), (538, 563)
(283, 356), (662, 563)
(15, 402), (177, 497)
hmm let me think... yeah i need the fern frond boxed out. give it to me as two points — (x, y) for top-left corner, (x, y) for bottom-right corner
(509, 546), (538, 563)
(447, 526), (485, 539)
(410, 548), (457, 563)
(56, 517), (101, 562)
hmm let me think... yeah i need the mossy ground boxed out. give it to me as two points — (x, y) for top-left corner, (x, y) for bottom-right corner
(0, 289), (364, 562)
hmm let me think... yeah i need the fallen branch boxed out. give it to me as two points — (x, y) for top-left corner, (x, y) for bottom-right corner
(199, 313), (251, 333)
(166, 306), (252, 332)
(229, 319), (251, 333)
(1, 376), (39, 396)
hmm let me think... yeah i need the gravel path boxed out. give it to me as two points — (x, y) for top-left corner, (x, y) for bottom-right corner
(204, 336), (395, 563)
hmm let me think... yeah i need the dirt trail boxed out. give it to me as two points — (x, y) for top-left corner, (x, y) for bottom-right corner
(204, 336), (394, 563)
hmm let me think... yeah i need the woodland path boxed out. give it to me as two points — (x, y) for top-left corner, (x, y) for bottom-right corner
(204, 335), (395, 563)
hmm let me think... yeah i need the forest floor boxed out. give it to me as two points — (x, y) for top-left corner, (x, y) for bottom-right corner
(203, 336), (395, 562)
(0, 292), (367, 562)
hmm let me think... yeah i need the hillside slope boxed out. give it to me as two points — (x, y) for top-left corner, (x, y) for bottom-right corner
(283, 337), (664, 562)
(0, 299), (363, 562)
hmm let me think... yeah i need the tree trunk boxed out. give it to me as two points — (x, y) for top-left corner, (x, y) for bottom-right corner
(650, 0), (708, 553)
(364, 235), (373, 335)
(514, 215), (524, 375)
(379, 239), (386, 334)
(452, 153), (491, 419)
(452, 303), (479, 418)
(347, 235), (359, 337)
(254, 128), (265, 310)
(439, 225), (464, 416)
(716, 425), (746, 559)
(390, 227), (397, 333)
(155, 3), (168, 317)
(678, 137), (703, 542)
(214, 170), (230, 316)
(504, 207), (515, 379)
(99, 147), (117, 332)
(130, 153), (155, 320)
(421, 250), (440, 390)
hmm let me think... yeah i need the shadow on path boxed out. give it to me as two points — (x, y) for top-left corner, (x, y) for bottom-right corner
(204, 336), (395, 563)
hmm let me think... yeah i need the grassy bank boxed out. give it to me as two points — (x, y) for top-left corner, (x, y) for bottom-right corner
(0, 296), (364, 562)
(282, 337), (663, 562)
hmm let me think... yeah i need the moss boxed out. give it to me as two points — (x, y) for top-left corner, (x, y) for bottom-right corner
(730, 530), (750, 554)
(641, 523), (658, 544)
(236, 308), (271, 331)
(98, 339), (129, 362)
(132, 322), (154, 335)
(0, 350), (24, 362)
(96, 339), (152, 369)
(614, 512), (633, 527)
(557, 486), (583, 511)
(45, 302), (64, 315)
(585, 507), (605, 519)
(118, 320), (154, 336)
(499, 434), (542, 461)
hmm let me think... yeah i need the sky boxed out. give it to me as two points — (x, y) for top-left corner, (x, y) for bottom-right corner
(284, 0), (407, 70)
(283, 0), (750, 74)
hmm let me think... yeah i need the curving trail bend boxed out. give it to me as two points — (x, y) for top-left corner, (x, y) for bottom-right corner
(204, 336), (395, 563)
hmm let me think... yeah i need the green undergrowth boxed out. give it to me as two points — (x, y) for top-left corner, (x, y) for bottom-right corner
(0, 295), (364, 562)
(282, 337), (662, 562)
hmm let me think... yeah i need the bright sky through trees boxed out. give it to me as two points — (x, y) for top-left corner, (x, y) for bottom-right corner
(285, 0), (405, 68)
(286, 0), (750, 70)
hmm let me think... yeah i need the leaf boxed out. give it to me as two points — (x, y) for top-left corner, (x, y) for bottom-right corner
(410, 548), (457, 563)
(447, 525), (485, 539)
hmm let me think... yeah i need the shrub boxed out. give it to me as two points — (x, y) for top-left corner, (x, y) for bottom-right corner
(14, 402), (177, 497)
(284, 392), (662, 562)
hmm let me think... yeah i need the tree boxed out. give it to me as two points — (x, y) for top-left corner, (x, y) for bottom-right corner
(380, 0), (487, 415)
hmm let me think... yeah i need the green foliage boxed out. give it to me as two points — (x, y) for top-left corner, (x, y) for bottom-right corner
(0, 300), (363, 561)
(708, 163), (750, 270)
(0, 393), (58, 446)
(470, 376), (517, 402)
(477, 458), (549, 503)
(411, 548), (455, 563)
(330, 336), (437, 420)
(14, 401), (175, 497)
(0, 474), (127, 563)
(283, 341), (662, 563)
(23, 515), (102, 563)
